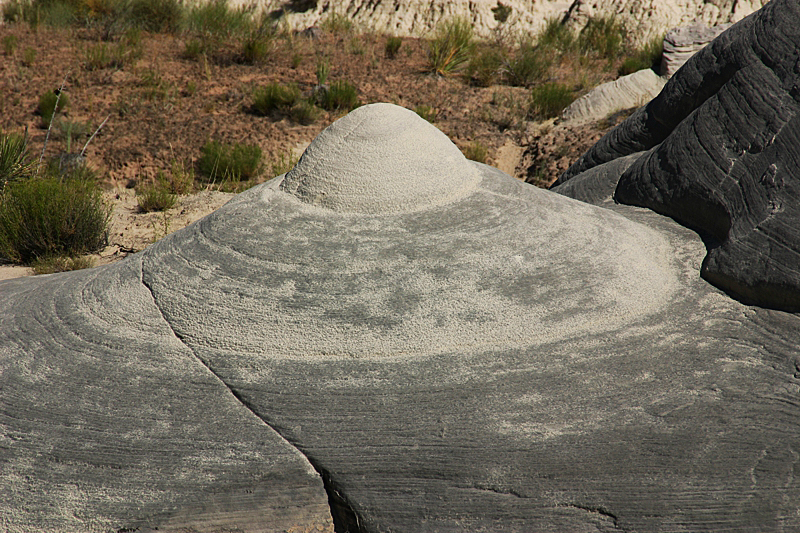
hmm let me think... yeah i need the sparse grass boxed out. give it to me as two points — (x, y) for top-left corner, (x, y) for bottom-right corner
(537, 16), (574, 52)
(31, 254), (95, 274)
(56, 119), (89, 153)
(38, 90), (69, 128)
(413, 105), (437, 123)
(0, 172), (111, 264)
(463, 141), (488, 163)
(320, 12), (352, 34)
(578, 15), (625, 60)
(289, 100), (320, 125)
(252, 82), (301, 115)
(22, 46), (36, 66)
(318, 80), (359, 112)
(83, 38), (141, 70)
(127, 0), (183, 33)
(137, 176), (176, 212)
(2, 35), (18, 55)
(347, 35), (365, 55)
(240, 32), (271, 64)
(619, 34), (663, 75)
(427, 16), (474, 76)
(198, 140), (263, 183)
(465, 45), (505, 87)
(505, 36), (551, 87)
(0, 131), (35, 188)
(165, 159), (195, 194)
(268, 149), (298, 176)
(385, 36), (401, 59)
(316, 59), (329, 85)
(529, 82), (576, 119)
(139, 67), (173, 101)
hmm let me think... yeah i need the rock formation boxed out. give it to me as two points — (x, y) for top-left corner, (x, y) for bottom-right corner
(660, 22), (731, 77)
(556, 0), (800, 311)
(3, 102), (800, 533)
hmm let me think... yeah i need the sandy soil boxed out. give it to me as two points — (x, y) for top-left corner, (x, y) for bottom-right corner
(0, 22), (621, 280)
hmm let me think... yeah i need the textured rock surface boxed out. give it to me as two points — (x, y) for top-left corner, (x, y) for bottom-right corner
(660, 22), (731, 77)
(558, 0), (800, 311)
(3, 103), (800, 533)
(559, 69), (666, 126)
(564, 0), (768, 43)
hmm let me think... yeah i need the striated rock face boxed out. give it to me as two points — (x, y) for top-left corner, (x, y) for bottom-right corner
(556, 0), (800, 311)
(660, 22), (731, 77)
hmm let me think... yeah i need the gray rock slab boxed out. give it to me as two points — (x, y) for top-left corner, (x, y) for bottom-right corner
(0, 256), (332, 532)
(556, 0), (800, 311)
(660, 22), (731, 78)
(2, 103), (800, 533)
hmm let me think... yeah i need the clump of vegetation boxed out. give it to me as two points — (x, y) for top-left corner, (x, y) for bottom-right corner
(240, 31), (272, 64)
(0, 131), (35, 188)
(619, 34), (663, 75)
(315, 59), (330, 85)
(290, 99), (320, 125)
(0, 171), (111, 264)
(22, 46), (36, 66)
(127, 0), (183, 33)
(317, 80), (359, 112)
(198, 140), (263, 183)
(529, 82), (576, 119)
(537, 16), (575, 52)
(137, 178), (176, 212)
(463, 141), (488, 163)
(385, 36), (401, 59)
(31, 254), (95, 274)
(320, 12), (352, 34)
(2, 35), (18, 55)
(427, 16), (474, 76)
(56, 119), (89, 153)
(268, 149), (298, 177)
(504, 36), (552, 87)
(578, 15), (625, 60)
(252, 82), (301, 115)
(38, 89), (70, 128)
(413, 105), (437, 123)
(465, 45), (505, 87)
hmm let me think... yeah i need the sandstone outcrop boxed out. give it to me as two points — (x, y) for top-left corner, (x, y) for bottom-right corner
(2, 103), (799, 533)
(556, 0), (800, 311)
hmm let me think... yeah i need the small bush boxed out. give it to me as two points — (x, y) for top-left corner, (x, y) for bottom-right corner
(318, 80), (359, 111)
(315, 59), (329, 85)
(252, 82), (301, 115)
(0, 131), (35, 187)
(347, 35), (365, 55)
(22, 46), (36, 66)
(465, 46), (505, 87)
(38, 90), (70, 128)
(505, 37), (551, 87)
(166, 159), (195, 194)
(183, 38), (208, 60)
(32, 254), (94, 274)
(427, 17), (474, 76)
(413, 105), (437, 123)
(290, 100), (320, 125)
(185, 0), (253, 40)
(137, 177), (176, 212)
(84, 40), (140, 70)
(529, 82), (576, 119)
(463, 141), (488, 163)
(537, 16), (574, 52)
(290, 52), (302, 68)
(0, 175), (110, 264)
(198, 140), (263, 183)
(619, 34), (663, 76)
(2, 35), (18, 55)
(385, 36), (401, 59)
(578, 15), (625, 60)
(240, 33), (271, 64)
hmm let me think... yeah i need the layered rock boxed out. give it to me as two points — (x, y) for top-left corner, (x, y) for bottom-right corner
(556, 0), (800, 311)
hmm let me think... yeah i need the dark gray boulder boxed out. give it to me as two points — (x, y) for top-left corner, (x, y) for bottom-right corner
(555, 0), (800, 311)
(2, 103), (800, 533)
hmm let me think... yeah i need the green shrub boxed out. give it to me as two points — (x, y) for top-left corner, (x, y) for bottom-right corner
(0, 175), (110, 264)
(463, 141), (488, 163)
(578, 15), (625, 59)
(413, 105), (437, 123)
(529, 82), (575, 119)
(166, 159), (195, 194)
(505, 37), (551, 87)
(38, 90), (70, 128)
(427, 16), (474, 76)
(240, 33), (271, 64)
(198, 140), (263, 183)
(137, 176), (176, 212)
(619, 34), (663, 75)
(385, 36), (401, 59)
(183, 37), (208, 59)
(318, 80), (359, 111)
(315, 59), (329, 85)
(2, 35), (18, 55)
(0, 131), (35, 187)
(252, 82), (301, 115)
(84, 40), (140, 70)
(537, 16), (574, 52)
(22, 46), (36, 66)
(465, 46), (505, 87)
(185, 0), (253, 40)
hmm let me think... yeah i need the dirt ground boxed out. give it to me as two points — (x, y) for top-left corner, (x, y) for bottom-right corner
(0, 22), (622, 279)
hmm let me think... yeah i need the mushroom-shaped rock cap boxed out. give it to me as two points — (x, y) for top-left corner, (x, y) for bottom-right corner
(280, 103), (480, 213)
(140, 103), (680, 360)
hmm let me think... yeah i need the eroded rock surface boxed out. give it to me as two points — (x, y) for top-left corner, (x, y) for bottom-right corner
(556, 0), (800, 311)
(2, 103), (800, 533)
